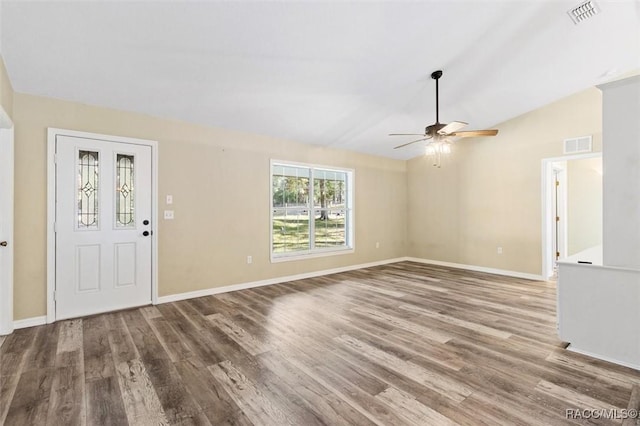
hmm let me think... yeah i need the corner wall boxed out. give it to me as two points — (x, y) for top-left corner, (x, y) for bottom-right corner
(0, 56), (13, 119)
(407, 88), (603, 276)
(12, 93), (407, 320)
(599, 76), (640, 269)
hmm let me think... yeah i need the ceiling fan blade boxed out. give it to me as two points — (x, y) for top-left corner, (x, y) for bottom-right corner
(389, 133), (425, 136)
(438, 121), (468, 135)
(394, 136), (432, 149)
(451, 129), (499, 138)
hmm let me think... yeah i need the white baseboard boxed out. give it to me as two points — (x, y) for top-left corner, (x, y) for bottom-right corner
(13, 316), (47, 330)
(7, 257), (545, 331)
(404, 257), (545, 281)
(157, 257), (407, 304)
(567, 344), (640, 371)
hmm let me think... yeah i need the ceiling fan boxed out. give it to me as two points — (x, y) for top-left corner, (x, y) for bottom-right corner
(390, 70), (498, 151)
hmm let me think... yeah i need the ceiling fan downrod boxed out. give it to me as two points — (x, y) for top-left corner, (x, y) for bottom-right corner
(431, 70), (443, 125)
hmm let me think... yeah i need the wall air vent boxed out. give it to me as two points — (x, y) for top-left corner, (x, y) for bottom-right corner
(564, 135), (593, 154)
(567, 0), (600, 24)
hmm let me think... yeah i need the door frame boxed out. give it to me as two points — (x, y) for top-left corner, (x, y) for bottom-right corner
(541, 152), (602, 280)
(552, 162), (567, 268)
(47, 128), (159, 323)
(0, 107), (14, 335)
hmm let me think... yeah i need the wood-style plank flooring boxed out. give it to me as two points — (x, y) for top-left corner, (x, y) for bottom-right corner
(1, 261), (639, 425)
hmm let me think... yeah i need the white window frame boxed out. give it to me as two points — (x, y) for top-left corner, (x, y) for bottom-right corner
(270, 159), (354, 263)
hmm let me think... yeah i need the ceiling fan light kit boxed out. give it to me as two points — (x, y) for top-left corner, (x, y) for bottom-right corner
(425, 141), (451, 168)
(390, 69), (499, 167)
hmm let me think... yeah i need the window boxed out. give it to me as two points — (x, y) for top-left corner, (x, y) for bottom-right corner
(271, 161), (353, 261)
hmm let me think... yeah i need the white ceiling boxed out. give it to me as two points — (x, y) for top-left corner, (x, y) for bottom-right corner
(2, 1), (639, 160)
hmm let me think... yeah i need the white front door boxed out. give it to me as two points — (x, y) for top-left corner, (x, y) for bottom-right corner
(55, 135), (153, 320)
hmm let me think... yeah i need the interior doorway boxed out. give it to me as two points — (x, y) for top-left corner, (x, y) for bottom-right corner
(542, 153), (602, 279)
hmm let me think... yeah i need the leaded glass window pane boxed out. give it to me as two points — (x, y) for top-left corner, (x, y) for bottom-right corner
(115, 154), (135, 227)
(77, 150), (99, 229)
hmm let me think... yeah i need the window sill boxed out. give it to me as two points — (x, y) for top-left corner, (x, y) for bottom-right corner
(270, 247), (354, 263)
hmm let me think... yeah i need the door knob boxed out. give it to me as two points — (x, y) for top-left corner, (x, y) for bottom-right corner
(142, 231), (150, 237)
(143, 220), (149, 225)
(0, 241), (6, 247)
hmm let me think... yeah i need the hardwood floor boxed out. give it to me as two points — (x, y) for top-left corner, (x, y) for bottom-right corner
(1, 261), (639, 425)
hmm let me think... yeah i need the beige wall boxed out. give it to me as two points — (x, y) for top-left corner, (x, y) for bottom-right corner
(566, 157), (602, 255)
(12, 93), (407, 320)
(407, 88), (603, 275)
(0, 56), (13, 118)
(6, 76), (607, 319)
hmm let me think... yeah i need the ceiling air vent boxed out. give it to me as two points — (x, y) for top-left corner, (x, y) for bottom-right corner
(564, 135), (592, 154)
(567, 0), (600, 24)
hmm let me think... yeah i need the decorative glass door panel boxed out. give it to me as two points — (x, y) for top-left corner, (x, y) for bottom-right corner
(77, 150), (99, 229)
(115, 153), (135, 228)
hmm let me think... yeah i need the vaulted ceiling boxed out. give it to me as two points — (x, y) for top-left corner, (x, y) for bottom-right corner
(2, 1), (639, 159)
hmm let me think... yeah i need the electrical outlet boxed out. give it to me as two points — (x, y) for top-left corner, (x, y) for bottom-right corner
(375, 242), (380, 249)
(497, 247), (503, 255)
(164, 210), (174, 220)
(247, 255), (252, 264)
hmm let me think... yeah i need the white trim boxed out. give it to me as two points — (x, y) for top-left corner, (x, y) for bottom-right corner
(0, 109), (13, 335)
(270, 248), (355, 263)
(541, 152), (602, 163)
(552, 163), (568, 265)
(541, 152), (602, 280)
(157, 257), (405, 304)
(567, 344), (640, 372)
(270, 158), (356, 174)
(46, 130), (56, 323)
(47, 128), (159, 323)
(151, 138), (159, 305)
(404, 257), (545, 281)
(13, 316), (47, 330)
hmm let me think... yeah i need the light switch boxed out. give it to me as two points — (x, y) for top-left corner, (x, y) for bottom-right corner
(166, 195), (173, 205)
(164, 210), (174, 220)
